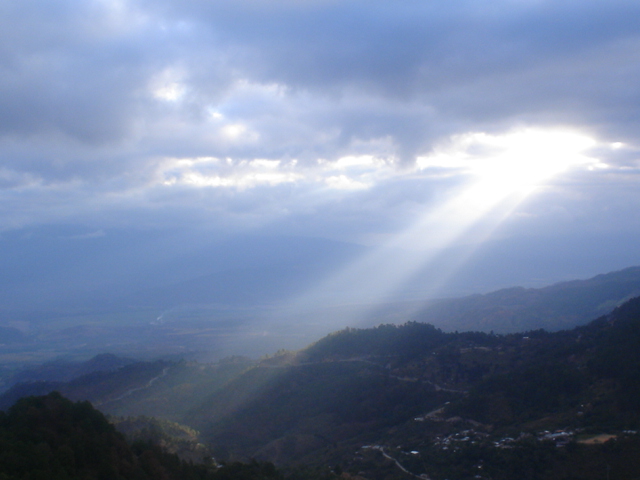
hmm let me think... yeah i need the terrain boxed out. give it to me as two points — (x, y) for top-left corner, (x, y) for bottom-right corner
(413, 266), (640, 332)
(3, 294), (640, 479)
(2, 265), (640, 393)
(0, 391), (282, 480)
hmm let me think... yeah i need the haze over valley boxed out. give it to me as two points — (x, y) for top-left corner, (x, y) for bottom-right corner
(3, 0), (640, 380)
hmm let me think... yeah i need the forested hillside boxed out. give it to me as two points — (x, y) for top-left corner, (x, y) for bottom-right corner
(184, 298), (640, 478)
(3, 298), (640, 479)
(0, 392), (282, 480)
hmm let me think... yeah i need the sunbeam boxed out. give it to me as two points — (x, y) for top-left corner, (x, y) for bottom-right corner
(276, 128), (599, 330)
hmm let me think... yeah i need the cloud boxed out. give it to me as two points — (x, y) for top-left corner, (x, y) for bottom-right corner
(0, 0), (640, 257)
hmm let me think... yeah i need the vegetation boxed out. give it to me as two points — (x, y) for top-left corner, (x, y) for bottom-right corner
(0, 392), (282, 480)
(4, 295), (640, 479)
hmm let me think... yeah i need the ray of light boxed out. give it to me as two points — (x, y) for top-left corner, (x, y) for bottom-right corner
(274, 127), (599, 330)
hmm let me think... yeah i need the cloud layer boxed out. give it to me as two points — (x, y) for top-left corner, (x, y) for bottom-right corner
(1, 0), (640, 250)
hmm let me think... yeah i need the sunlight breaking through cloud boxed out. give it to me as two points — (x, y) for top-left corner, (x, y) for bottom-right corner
(275, 128), (601, 328)
(157, 153), (399, 192)
(159, 156), (303, 189)
(418, 129), (598, 204)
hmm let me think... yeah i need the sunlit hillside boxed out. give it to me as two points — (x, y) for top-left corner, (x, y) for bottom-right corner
(3, 295), (640, 479)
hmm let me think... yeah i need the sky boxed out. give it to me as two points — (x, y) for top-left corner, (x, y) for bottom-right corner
(2, 0), (640, 317)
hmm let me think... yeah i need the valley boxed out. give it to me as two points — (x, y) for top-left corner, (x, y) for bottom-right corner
(3, 265), (640, 393)
(2, 288), (640, 479)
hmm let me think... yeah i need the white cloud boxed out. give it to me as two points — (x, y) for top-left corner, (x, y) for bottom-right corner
(250, 159), (281, 169)
(151, 68), (188, 101)
(329, 155), (384, 170)
(325, 175), (369, 190)
(157, 155), (301, 190)
(221, 124), (251, 140)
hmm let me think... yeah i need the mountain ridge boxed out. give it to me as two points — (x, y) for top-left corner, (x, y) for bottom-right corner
(412, 265), (640, 332)
(3, 270), (640, 479)
(4, 296), (640, 479)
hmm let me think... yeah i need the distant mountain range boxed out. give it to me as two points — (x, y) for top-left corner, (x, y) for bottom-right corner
(2, 224), (637, 318)
(412, 265), (640, 333)
(3, 265), (640, 395)
(0, 228), (366, 311)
